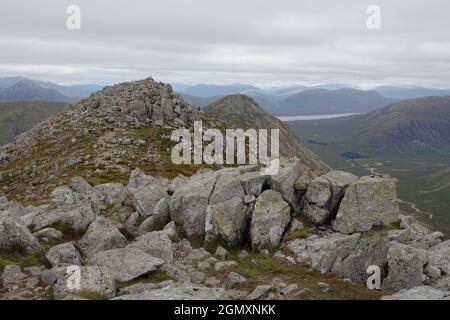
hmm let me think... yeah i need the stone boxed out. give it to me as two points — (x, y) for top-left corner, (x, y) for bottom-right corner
(239, 172), (266, 197)
(127, 231), (173, 262)
(197, 261), (211, 271)
(33, 228), (63, 242)
(118, 280), (174, 295)
(428, 240), (450, 275)
(333, 176), (400, 234)
(382, 286), (450, 300)
(214, 246), (230, 261)
(91, 248), (165, 282)
(250, 190), (291, 250)
(113, 282), (227, 300)
(46, 242), (82, 267)
(267, 158), (302, 210)
(94, 183), (125, 206)
(170, 173), (217, 237)
(205, 197), (248, 246)
(51, 265), (116, 299)
(331, 231), (389, 282)
(78, 217), (127, 256)
(382, 242), (426, 291)
(227, 272), (247, 287)
(129, 185), (166, 217)
(289, 219), (304, 233)
(214, 261), (238, 272)
(205, 277), (221, 288)
(1, 265), (27, 288)
(139, 197), (171, 233)
(245, 285), (272, 300)
(302, 171), (358, 225)
(162, 221), (179, 242)
(239, 250), (250, 259)
(294, 174), (311, 196)
(286, 233), (360, 273)
(281, 283), (299, 296)
(209, 172), (245, 205)
(0, 215), (42, 254)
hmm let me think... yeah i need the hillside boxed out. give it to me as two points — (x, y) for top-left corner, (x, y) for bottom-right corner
(203, 94), (329, 174)
(0, 101), (68, 145)
(0, 78), (327, 206)
(0, 80), (74, 103)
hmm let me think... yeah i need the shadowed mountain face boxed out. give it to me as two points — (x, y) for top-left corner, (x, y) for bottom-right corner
(203, 94), (329, 174)
(0, 101), (68, 145)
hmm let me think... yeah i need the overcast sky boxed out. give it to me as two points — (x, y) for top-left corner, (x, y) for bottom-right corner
(0, 0), (450, 88)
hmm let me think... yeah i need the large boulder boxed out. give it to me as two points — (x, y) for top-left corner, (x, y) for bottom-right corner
(286, 232), (360, 273)
(113, 282), (227, 300)
(333, 176), (400, 234)
(78, 217), (127, 256)
(209, 172), (245, 205)
(302, 171), (358, 225)
(331, 231), (389, 282)
(30, 203), (97, 233)
(239, 172), (266, 197)
(50, 265), (116, 299)
(91, 248), (165, 282)
(129, 184), (166, 218)
(267, 158), (302, 211)
(382, 242), (427, 291)
(0, 215), (42, 254)
(204, 197), (248, 247)
(127, 168), (168, 190)
(46, 242), (82, 267)
(382, 286), (450, 300)
(428, 240), (450, 276)
(138, 197), (171, 233)
(170, 172), (217, 237)
(127, 231), (173, 262)
(250, 190), (291, 250)
(94, 183), (126, 206)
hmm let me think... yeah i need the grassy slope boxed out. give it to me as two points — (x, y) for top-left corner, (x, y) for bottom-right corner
(0, 101), (68, 145)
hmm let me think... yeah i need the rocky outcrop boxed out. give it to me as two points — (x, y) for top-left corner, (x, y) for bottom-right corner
(333, 176), (400, 234)
(250, 190), (291, 250)
(0, 215), (42, 254)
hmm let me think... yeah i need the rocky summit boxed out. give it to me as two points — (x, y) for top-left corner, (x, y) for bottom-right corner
(0, 77), (448, 300)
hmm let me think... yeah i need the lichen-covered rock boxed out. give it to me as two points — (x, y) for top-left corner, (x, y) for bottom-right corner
(209, 172), (245, 205)
(0, 215), (42, 254)
(205, 197), (248, 247)
(129, 184), (166, 218)
(78, 217), (127, 256)
(91, 248), (165, 282)
(333, 176), (400, 234)
(428, 240), (450, 276)
(170, 172), (217, 237)
(302, 171), (358, 225)
(382, 242), (427, 291)
(112, 282), (227, 300)
(286, 232), (360, 273)
(94, 183), (125, 206)
(267, 158), (302, 211)
(250, 190), (291, 250)
(382, 286), (450, 300)
(331, 231), (389, 282)
(239, 172), (266, 197)
(139, 197), (171, 233)
(33, 227), (64, 243)
(127, 231), (173, 262)
(50, 265), (116, 299)
(46, 242), (82, 267)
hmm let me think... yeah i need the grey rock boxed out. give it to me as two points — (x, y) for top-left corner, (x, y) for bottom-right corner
(33, 228), (63, 242)
(139, 197), (171, 233)
(91, 248), (165, 282)
(239, 172), (266, 197)
(245, 285), (272, 300)
(267, 158), (302, 210)
(113, 282), (227, 300)
(428, 240), (450, 275)
(51, 265), (116, 299)
(214, 261), (238, 272)
(94, 183), (125, 206)
(382, 286), (450, 300)
(1, 265), (27, 288)
(250, 190), (291, 250)
(0, 215), (42, 254)
(46, 242), (82, 267)
(333, 176), (400, 234)
(227, 272), (247, 287)
(127, 231), (173, 262)
(214, 246), (230, 261)
(78, 217), (127, 256)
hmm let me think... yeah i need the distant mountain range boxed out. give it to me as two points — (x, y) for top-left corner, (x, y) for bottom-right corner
(289, 95), (450, 157)
(0, 76), (103, 102)
(374, 86), (450, 100)
(0, 101), (68, 145)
